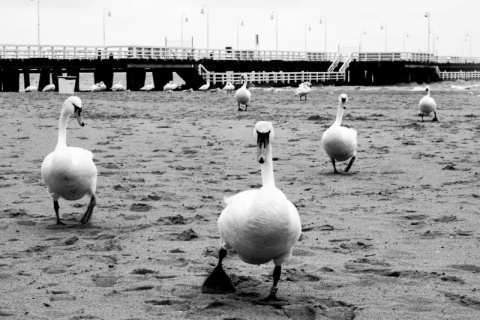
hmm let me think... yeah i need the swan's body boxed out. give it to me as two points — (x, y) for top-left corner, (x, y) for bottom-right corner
(97, 82), (107, 91)
(24, 85), (38, 92)
(163, 81), (177, 91)
(295, 82), (312, 100)
(203, 121), (301, 306)
(198, 81), (210, 92)
(141, 83), (155, 91)
(418, 86), (438, 122)
(223, 82), (235, 93)
(89, 84), (100, 92)
(41, 96), (97, 225)
(111, 83), (125, 91)
(42, 83), (55, 92)
(322, 93), (358, 173)
(234, 75), (251, 111)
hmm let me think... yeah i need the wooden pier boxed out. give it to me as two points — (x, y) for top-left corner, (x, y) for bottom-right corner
(1, 45), (480, 92)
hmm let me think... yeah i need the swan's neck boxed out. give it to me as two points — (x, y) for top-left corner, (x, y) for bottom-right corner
(260, 145), (275, 188)
(242, 78), (248, 89)
(56, 107), (70, 149)
(334, 103), (344, 126)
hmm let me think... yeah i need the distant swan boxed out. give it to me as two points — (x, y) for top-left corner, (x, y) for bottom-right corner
(111, 83), (126, 91)
(321, 93), (358, 173)
(89, 84), (100, 92)
(141, 83), (155, 91)
(198, 80), (210, 92)
(203, 121), (301, 306)
(163, 81), (177, 91)
(418, 85), (438, 122)
(41, 96), (97, 225)
(295, 81), (312, 100)
(234, 74), (251, 111)
(223, 82), (235, 93)
(97, 81), (107, 91)
(24, 85), (38, 92)
(42, 83), (55, 92)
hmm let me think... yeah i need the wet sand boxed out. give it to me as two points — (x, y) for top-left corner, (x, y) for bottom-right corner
(1, 87), (480, 319)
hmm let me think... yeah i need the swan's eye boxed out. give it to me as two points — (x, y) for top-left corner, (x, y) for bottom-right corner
(73, 105), (82, 116)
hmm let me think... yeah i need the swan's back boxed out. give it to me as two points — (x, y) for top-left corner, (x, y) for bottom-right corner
(235, 85), (251, 104)
(419, 95), (436, 114)
(322, 125), (357, 162)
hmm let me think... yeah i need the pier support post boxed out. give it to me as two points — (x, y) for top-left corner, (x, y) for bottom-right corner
(152, 69), (172, 91)
(39, 69), (51, 91)
(52, 68), (62, 92)
(2, 68), (20, 92)
(23, 70), (30, 90)
(94, 67), (114, 90)
(127, 68), (146, 91)
(67, 69), (80, 92)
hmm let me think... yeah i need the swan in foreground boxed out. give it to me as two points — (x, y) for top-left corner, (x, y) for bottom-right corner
(198, 80), (210, 92)
(141, 83), (155, 91)
(42, 83), (55, 92)
(97, 81), (107, 91)
(418, 86), (438, 122)
(321, 93), (357, 173)
(111, 83), (126, 91)
(295, 82), (312, 100)
(24, 85), (38, 92)
(41, 96), (97, 225)
(203, 121), (301, 306)
(223, 82), (235, 93)
(163, 81), (177, 91)
(234, 74), (251, 111)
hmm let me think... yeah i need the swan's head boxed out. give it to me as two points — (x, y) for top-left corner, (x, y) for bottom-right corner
(64, 96), (84, 127)
(339, 93), (348, 108)
(425, 86), (430, 93)
(253, 121), (274, 164)
(304, 81), (312, 88)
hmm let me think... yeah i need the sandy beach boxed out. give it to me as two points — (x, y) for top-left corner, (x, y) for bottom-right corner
(1, 84), (480, 319)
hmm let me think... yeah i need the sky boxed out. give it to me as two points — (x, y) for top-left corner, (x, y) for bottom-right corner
(0, 0), (478, 57)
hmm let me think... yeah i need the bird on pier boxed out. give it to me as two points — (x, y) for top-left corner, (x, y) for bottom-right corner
(295, 82), (312, 100)
(418, 86), (438, 122)
(321, 93), (358, 174)
(202, 121), (301, 307)
(234, 74), (251, 111)
(42, 83), (55, 92)
(198, 80), (210, 92)
(41, 96), (97, 226)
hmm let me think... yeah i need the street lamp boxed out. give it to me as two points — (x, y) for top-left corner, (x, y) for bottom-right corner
(319, 16), (327, 54)
(360, 29), (366, 52)
(304, 24), (311, 53)
(425, 12), (431, 54)
(201, 5), (209, 51)
(270, 11), (278, 55)
(181, 13), (188, 48)
(237, 18), (244, 50)
(103, 7), (112, 47)
(403, 32), (409, 52)
(31, 0), (40, 46)
(380, 23), (387, 52)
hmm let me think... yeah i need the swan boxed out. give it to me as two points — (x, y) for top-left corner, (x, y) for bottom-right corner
(89, 84), (100, 92)
(111, 83), (126, 91)
(321, 93), (358, 173)
(140, 83), (155, 91)
(198, 80), (210, 92)
(41, 96), (97, 225)
(234, 74), (251, 111)
(163, 81), (177, 91)
(24, 85), (38, 92)
(97, 81), (107, 91)
(418, 86), (438, 122)
(295, 82), (312, 100)
(203, 121), (301, 306)
(42, 83), (55, 92)
(223, 82), (235, 93)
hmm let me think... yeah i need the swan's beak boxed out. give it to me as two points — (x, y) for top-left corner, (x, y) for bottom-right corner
(256, 131), (270, 164)
(74, 108), (85, 127)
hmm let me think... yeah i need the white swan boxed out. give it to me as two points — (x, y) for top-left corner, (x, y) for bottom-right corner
(97, 81), (107, 91)
(41, 96), (97, 225)
(42, 83), (55, 92)
(111, 83), (126, 91)
(141, 83), (155, 91)
(24, 85), (38, 92)
(223, 82), (235, 93)
(89, 84), (100, 92)
(321, 93), (358, 173)
(295, 82), (312, 100)
(163, 81), (177, 91)
(198, 80), (210, 92)
(418, 85), (438, 122)
(203, 121), (301, 306)
(234, 74), (251, 111)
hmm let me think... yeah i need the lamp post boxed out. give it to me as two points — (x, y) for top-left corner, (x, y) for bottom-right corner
(270, 11), (278, 55)
(319, 16), (327, 54)
(103, 7), (111, 47)
(181, 13), (188, 48)
(31, 0), (40, 46)
(360, 29), (366, 52)
(304, 24), (311, 53)
(380, 23), (387, 51)
(432, 33), (439, 56)
(237, 18), (244, 50)
(201, 5), (209, 51)
(425, 12), (430, 54)
(403, 32), (409, 52)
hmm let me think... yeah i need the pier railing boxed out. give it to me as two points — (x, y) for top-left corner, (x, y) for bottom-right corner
(439, 70), (480, 80)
